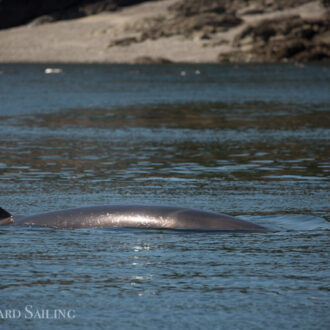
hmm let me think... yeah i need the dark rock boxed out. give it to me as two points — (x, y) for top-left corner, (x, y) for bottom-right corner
(234, 16), (300, 45)
(322, 0), (330, 7)
(272, 40), (307, 59)
(168, 0), (226, 17)
(80, 0), (117, 15)
(295, 43), (330, 61)
(108, 36), (140, 47)
(228, 15), (330, 62)
(134, 56), (172, 64)
(29, 15), (57, 26)
(252, 0), (312, 11)
(136, 13), (242, 41)
(253, 24), (277, 42)
(239, 8), (264, 15)
(168, 0), (312, 17)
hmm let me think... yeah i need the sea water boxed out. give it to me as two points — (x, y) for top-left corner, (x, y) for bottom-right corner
(0, 64), (329, 329)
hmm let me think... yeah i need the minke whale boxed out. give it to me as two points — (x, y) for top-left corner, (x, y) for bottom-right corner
(0, 205), (267, 231)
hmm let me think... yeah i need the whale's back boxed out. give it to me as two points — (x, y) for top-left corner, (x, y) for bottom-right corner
(10, 205), (267, 231)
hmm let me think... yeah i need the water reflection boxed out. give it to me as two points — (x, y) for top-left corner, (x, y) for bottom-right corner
(0, 102), (328, 186)
(5, 101), (329, 129)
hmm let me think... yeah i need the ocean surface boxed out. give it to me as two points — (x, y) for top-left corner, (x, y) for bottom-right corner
(0, 63), (329, 329)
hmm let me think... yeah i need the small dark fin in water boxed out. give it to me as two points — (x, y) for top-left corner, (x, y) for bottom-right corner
(0, 207), (13, 225)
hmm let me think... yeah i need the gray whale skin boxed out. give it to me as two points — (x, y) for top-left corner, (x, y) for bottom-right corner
(0, 205), (267, 231)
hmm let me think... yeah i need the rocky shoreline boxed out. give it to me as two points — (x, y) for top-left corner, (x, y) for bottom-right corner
(0, 0), (329, 63)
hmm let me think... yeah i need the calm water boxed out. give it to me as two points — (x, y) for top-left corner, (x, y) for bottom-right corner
(0, 64), (329, 329)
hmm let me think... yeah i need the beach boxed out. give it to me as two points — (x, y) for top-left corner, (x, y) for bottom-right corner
(0, 0), (328, 63)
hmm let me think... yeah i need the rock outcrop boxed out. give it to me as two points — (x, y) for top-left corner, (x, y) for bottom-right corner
(219, 14), (330, 62)
(109, 0), (330, 62)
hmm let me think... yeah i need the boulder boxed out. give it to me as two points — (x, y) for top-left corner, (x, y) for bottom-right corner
(134, 56), (172, 64)
(226, 15), (330, 62)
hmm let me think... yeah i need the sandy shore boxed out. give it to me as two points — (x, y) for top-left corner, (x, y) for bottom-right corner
(0, 0), (327, 63)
